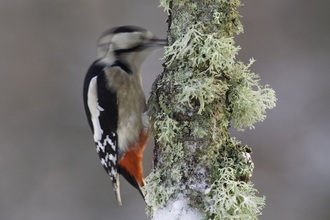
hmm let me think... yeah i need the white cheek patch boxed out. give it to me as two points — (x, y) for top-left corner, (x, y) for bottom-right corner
(87, 76), (104, 142)
(112, 32), (141, 50)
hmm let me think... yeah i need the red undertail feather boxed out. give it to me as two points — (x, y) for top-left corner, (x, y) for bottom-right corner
(119, 130), (148, 186)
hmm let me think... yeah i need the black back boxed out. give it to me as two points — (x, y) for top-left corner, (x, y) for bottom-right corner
(83, 61), (119, 188)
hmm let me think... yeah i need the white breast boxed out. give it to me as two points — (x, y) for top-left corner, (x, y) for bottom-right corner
(104, 66), (149, 153)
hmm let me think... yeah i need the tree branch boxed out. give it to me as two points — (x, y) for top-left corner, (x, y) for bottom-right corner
(144, 0), (276, 219)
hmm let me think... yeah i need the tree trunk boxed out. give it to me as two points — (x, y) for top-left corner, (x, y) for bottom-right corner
(144, 0), (276, 219)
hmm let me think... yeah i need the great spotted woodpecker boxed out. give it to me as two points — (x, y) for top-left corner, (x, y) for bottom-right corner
(83, 26), (166, 205)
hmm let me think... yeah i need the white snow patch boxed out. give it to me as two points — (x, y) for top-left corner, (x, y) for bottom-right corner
(185, 142), (197, 153)
(153, 197), (203, 220)
(187, 167), (207, 193)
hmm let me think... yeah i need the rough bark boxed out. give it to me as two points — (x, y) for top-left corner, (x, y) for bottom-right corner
(144, 0), (276, 219)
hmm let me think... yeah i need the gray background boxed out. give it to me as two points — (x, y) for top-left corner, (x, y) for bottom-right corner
(0, 0), (329, 220)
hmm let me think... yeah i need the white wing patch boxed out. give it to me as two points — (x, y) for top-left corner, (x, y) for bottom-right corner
(95, 134), (117, 169)
(87, 76), (104, 142)
(110, 167), (117, 177)
(105, 135), (116, 151)
(96, 141), (105, 153)
(101, 158), (107, 167)
(109, 154), (117, 164)
(95, 134), (116, 153)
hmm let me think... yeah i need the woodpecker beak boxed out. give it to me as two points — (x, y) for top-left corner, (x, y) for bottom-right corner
(145, 38), (167, 47)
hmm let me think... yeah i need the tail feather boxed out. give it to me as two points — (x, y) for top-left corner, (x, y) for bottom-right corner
(118, 166), (145, 200)
(114, 173), (122, 205)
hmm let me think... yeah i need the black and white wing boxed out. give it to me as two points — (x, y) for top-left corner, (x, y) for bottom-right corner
(83, 61), (121, 204)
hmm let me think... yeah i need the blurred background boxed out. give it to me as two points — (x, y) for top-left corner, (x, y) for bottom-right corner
(0, 0), (329, 219)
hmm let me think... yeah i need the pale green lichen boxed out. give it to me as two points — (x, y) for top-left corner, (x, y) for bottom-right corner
(153, 113), (180, 145)
(144, 170), (176, 215)
(170, 165), (183, 182)
(145, 0), (274, 219)
(191, 120), (209, 138)
(164, 28), (240, 72)
(227, 59), (277, 130)
(159, 0), (171, 14)
(162, 143), (184, 165)
(205, 166), (265, 219)
(176, 75), (228, 114)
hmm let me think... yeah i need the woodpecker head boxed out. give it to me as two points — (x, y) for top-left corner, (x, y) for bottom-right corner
(97, 26), (166, 71)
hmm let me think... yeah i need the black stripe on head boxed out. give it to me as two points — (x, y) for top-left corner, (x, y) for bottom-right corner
(114, 44), (145, 56)
(101, 26), (147, 38)
(112, 26), (147, 34)
(111, 42), (148, 75)
(110, 60), (132, 74)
